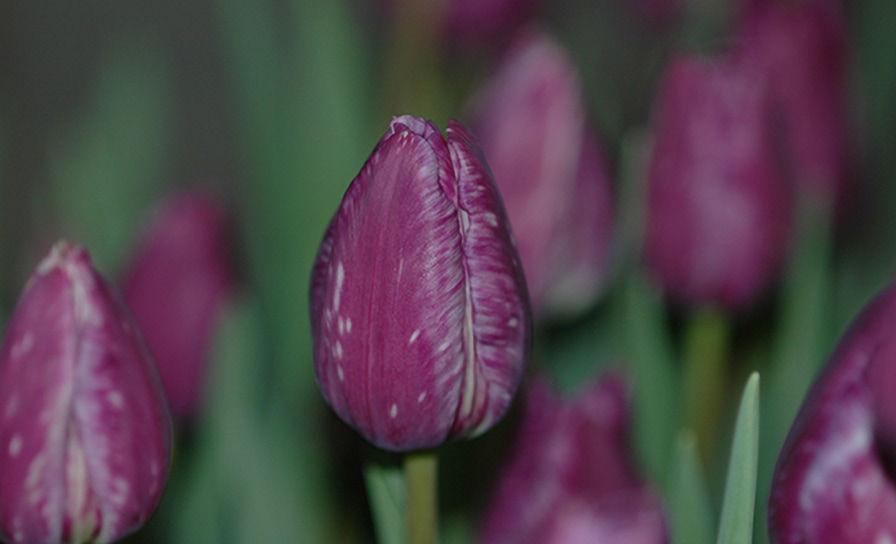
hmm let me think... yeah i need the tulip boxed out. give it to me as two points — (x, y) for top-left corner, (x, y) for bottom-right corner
(0, 242), (172, 544)
(121, 192), (235, 420)
(645, 54), (792, 310)
(769, 283), (896, 543)
(480, 374), (667, 544)
(469, 31), (615, 320)
(737, 0), (848, 204)
(309, 115), (531, 452)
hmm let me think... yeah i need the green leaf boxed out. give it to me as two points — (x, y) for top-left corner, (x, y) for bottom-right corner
(165, 301), (309, 542)
(716, 372), (760, 544)
(668, 431), (714, 544)
(364, 464), (407, 544)
(620, 272), (680, 485)
(48, 40), (171, 273)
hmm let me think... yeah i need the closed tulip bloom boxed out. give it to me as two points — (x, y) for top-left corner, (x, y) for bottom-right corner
(738, 0), (848, 203)
(470, 31), (615, 319)
(310, 115), (530, 452)
(645, 55), (792, 310)
(481, 374), (667, 544)
(769, 283), (896, 543)
(0, 242), (171, 544)
(121, 192), (235, 420)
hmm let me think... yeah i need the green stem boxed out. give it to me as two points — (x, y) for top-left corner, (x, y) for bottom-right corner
(682, 307), (730, 462)
(405, 450), (438, 544)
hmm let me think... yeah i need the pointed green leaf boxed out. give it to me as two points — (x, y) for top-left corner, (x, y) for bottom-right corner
(717, 373), (760, 544)
(668, 431), (714, 544)
(364, 464), (407, 544)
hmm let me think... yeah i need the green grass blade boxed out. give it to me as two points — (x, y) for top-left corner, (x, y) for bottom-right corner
(668, 431), (714, 544)
(717, 373), (760, 544)
(621, 272), (680, 485)
(364, 464), (407, 544)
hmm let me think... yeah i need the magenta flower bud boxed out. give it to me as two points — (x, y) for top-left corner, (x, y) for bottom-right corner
(121, 192), (235, 420)
(309, 115), (531, 452)
(768, 283), (896, 543)
(481, 374), (667, 544)
(645, 54), (792, 310)
(470, 31), (615, 319)
(738, 0), (848, 203)
(0, 242), (172, 544)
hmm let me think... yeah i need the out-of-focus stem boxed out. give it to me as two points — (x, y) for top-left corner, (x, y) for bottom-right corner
(405, 450), (439, 544)
(682, 306), (730, 462)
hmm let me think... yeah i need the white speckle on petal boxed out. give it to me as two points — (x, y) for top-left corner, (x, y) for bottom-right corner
(346, 318), (352, 333)
(877, 533), (894, 544)
(107, 391), (125, 410)
(334, 341), (343, 359)
(337, 365), (345, 382)
(483, 213), (498, 227)
(10, 333), (34, 360)
(417, 392), (427, 404)
(438, 341), (451, 353)
(8, 434), (22, 457)
(507, 318), (518, 328)
(408, 329), (421, 345)
(333, 262), (345, 311)
(390, 404), (398, 419)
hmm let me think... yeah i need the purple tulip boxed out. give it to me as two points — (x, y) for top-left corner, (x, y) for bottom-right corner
(480, 374), (667, 544)
(121, 192), (235, 420)
(0, 242), (172, 543)
(645, 54), (792, 310)
(769, 283), (896, 543)
(737, 0), (848, 203)
(309, 115), (531, 452)
(469, 31), (615, 320)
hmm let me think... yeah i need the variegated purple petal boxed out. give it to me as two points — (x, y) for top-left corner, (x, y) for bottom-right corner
(0, 242), (172, 544)
(310, 115), (530, 452)
(769, 283), (896, 543)
(470, 30), (614, 319)
(122, 192), (235, 420)
(645, 54), (793, 310)
(481, 373), (666, 544)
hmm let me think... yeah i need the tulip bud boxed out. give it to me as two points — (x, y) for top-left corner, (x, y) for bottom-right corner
(481, 374), (667, 544)
(0, 242), (172, 544)
(645, 54), (792, 310)
(769, 283), (896, 543)
(310, 115), (531, 452)
(738, 0), (848, 203)
(470, 31), (615, 320)
(121, 192), (235, 420)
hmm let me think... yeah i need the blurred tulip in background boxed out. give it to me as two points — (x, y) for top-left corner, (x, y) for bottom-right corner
(737, 0), (849, 205)
(645, 54), (792, 310)
(0, 242), (171, 543)
(470, 30), (615, 320)
(481, 373), (666, 544)
(121, 192), (236, 421)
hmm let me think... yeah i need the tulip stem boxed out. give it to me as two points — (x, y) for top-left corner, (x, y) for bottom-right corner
(405, 450), (438, 544)
(682, 307), (730, 462)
